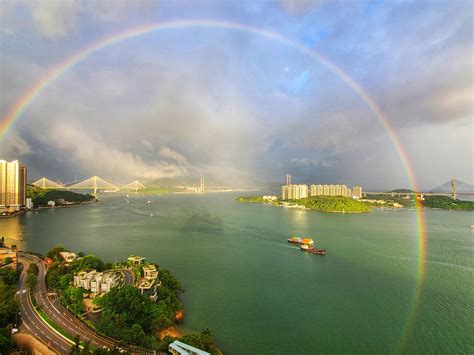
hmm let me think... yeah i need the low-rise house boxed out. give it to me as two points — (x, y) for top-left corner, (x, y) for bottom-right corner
(128, 255), (145, 265)
(138, 264), (161, 301)
(169, 340), (210, 355)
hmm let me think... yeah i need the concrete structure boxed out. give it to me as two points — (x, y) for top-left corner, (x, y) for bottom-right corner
(200, 176), (205, 193)
(281, 184), (308, 200)
(26, 197), (33, 209)
(138, 264), (161, 301)
(169, 340), (210, 355)
(0, 246), (17, 268)
(73, 270), (119, 294)
(0, 160), (27, 212)
(309, 184), (358, 198)
(262, 195), (277, 201)
(59, 252), (77, 264)
(127, 255), (145, 265)
(353, 186), (363, 199)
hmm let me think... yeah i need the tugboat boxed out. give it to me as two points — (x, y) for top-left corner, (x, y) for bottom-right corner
(287, 236), (314, 245)
(300, 244), (326, 255)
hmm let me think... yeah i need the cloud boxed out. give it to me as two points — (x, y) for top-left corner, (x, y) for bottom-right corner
(37, 123), (189, 180)
(280, 0), (327, 15)
(32, 0), (79, 39)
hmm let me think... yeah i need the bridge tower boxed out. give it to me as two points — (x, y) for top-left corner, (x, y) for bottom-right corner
(93, 176), (98, 196)
(200, 176), (205, 193)
(286, 174), (292, 186)
(451, 178), (456, 200)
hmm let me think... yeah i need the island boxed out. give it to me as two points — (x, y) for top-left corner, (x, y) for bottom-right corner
(237, 194), (474, 212)
(237, 195), (371, 213)
(364, 193), (474, 210)
(26, 185), (95, 208)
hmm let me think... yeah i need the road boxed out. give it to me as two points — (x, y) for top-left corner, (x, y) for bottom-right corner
(17, 258), (72, 354)
(19, 254), (119, 351)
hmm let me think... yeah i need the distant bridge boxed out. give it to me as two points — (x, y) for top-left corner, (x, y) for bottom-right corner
(32, 176), (146, 195)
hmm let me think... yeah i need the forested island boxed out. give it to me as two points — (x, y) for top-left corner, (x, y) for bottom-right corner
(237, 195), (371, 213)
(365, 194), (474, 210)
(26, 185), (95, 207)
(44, 246), (218, 353)
(237, 194), (474, 212)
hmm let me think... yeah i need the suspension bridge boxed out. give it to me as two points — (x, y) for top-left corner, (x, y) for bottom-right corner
(31, 176), (146, 195)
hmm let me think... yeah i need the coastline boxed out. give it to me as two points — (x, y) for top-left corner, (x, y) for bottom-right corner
(0, 199), (97, 218)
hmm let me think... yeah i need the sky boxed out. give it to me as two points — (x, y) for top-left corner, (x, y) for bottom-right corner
(0, 0), (472, 190)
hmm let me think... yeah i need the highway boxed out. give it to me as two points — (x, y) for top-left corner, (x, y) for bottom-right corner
(17, 258), (72, 354)
(19, 254), (119, 351)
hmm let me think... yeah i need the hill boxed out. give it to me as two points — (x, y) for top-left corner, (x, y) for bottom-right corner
(26, 185), (94, 207)
(430, 179), (474, 194)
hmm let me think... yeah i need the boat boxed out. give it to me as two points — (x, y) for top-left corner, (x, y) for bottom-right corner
(147, 200), (151, 205)
(300, 244), (326, 255)
(287, 236), (314, 245)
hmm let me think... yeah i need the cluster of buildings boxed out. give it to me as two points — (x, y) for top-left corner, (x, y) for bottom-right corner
(127, 255), (161, 301)
(0, 160), (29, 213)
(73, 270), (121, 294)
(281, 175), (363, 200)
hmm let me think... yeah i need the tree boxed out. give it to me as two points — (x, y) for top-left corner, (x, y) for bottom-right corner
(26, 273), (37, 290)
(47, 245), (66, 260)
(62, 287), (84, 315)
(3, 257), (12, 265)
(0, 280), (18, 327)
(27, 263), (39, 276)
(0, 327), (14, 354)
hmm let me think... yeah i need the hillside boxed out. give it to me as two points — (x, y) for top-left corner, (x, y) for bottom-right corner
(26, 185), (95, 207)
(295, 196), (372, 213)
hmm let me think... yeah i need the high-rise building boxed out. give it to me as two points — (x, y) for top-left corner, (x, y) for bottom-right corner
(281, 184), (308, 200)
(0, 160), (27, 212)
(353, 186), (363, 199)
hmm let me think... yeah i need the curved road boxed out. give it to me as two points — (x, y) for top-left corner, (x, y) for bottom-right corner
(19, 254), (119, 351)
(17, 258), (72, 354)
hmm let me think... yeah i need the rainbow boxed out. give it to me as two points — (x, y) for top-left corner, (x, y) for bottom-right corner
(0, 19), (426, 350)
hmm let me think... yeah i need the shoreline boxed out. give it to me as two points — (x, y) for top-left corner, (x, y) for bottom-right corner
(0, 199), (96, 218)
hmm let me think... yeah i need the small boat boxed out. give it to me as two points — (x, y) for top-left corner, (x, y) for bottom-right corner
(287, 236), (314, 245)
(150, 213), (154, 217)
(300, 244), (326, 255)
(471, 225), (474, 229)
(147, 200), (151, 205)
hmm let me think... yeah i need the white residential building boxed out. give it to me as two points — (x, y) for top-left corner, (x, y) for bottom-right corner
(74, 270), (119, 294)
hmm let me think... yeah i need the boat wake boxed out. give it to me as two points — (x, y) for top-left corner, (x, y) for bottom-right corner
(368, 250), (474, 272)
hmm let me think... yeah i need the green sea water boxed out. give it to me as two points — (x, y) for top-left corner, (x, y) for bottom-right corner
(1, 193), (473, 354)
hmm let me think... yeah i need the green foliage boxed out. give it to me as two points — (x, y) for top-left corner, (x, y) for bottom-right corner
(236, 196), (266, 203)
(178, 328), (218, 354)
(61, 287), (84, 315)
(0, 327), (15, 354)
(422, 196), (474, 210)
(47, 245), (66, 260)
(0, 279), (18, 327)
(0, 268), (20, 285)
(157, 329), (218, 354)
(26, 184), (94, 207)
(296, 196), (371, 213)
(27, 263), (39, 276)
(70, 255), (105, 273)
(3, 257), (13, 265)
(26, 273), (37, 290)
(159, 268), (184, 295)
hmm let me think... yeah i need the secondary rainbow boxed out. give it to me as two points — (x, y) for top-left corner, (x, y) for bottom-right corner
(0, 19), (427, 350)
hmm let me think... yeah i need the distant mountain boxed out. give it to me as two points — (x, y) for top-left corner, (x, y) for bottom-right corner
(388, 189), (414, 193)
(430, 179), (474, 194)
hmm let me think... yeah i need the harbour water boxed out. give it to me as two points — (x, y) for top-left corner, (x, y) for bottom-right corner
(1, 193), (473, 354)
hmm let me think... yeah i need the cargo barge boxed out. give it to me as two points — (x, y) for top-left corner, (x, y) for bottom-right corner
(300, 244), (326, 255)
(287, 236), (314, 245)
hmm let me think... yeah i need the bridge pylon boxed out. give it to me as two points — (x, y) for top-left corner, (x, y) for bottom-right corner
(451, 178), (456, 200)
